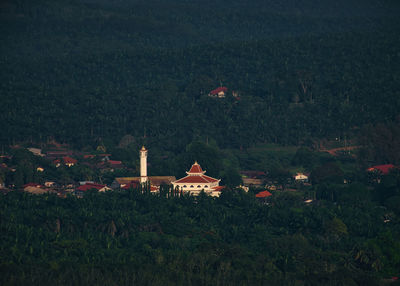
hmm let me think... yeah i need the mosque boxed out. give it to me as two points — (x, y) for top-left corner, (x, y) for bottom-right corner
(172, 161), (224, 197)
(113, 146), (224, 196)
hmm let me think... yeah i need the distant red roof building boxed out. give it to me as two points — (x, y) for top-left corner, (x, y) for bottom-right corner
(46, 150), (71, 157)
(255, 190), (272, 198)
(209, 87), (228, 98)
(121, 181), (140, 190)
(98, 160), (124, 170)
(83, 154), (96, 159)
(76, 183), (111, 192)
(0, 163), (10, 170)
(23, 183), (43, 188)
(367, 164), (396, 175)
(61, 156), (78, 167)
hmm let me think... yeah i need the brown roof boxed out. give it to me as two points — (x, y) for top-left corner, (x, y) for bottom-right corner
(63, 156), (77, 164)
(115, 176), (176, 186)
(24, 186), (56, 195)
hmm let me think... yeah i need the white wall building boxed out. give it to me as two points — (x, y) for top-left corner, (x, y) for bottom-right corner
(172, 162), (223, 197)
(294, 173), (309, 182)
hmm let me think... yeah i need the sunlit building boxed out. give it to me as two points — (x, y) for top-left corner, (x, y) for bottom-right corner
(172, 162), (224, 197)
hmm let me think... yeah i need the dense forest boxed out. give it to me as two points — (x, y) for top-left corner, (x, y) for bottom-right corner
(1, 0), (399, 155)
(1, 175), (400, 285)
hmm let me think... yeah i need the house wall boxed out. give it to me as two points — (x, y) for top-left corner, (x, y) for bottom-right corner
(173, 181), (219, 194)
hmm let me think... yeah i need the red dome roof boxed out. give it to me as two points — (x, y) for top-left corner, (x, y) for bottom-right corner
(187, 162), (205, 174)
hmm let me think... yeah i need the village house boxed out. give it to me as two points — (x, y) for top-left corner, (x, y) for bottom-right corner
(366, 164), (397, 183)
(44, 181), (56, 187)
(208, 87), (240, 99)
(367, 164), (396, 175)
(27, 147), (45, 157)
(63, 156), (77, 167)
(83, 154), (96, 159)
(98, 160), (124, 172)
(75, 182), (112, 197)
(294, 172), (309, 182)
(23, 183), (56, 195)
(54, 156), (78, 167)
(208, 86), (228, 98)
(46, 150), (72, 160)
(240, 170), (266, 187)
(255, 190), (272, 199)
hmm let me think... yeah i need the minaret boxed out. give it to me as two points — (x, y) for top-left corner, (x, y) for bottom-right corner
(140, 146), (148, 183)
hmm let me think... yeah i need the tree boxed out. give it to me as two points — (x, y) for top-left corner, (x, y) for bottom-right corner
(291, 147), (317, 169)
(311, 162), (344, 184)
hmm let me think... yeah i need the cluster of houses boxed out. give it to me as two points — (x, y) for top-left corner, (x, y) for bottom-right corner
(24, 145), (125, 173)
(1, 143), (398, 199)
(240, 170), (310, 191)
(0, 144), (128, 195)
(1, 145), (228, 198)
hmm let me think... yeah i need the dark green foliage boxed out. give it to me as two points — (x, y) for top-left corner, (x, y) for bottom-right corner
(359, 119), (400, 165)
(311, 162), (344, 184)
(292, 147), (317, 169)
(1, 183), (399, 285)
(0, 0), (399, 152)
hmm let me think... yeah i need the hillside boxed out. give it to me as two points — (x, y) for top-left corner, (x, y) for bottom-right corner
(1, 0), (399, 153)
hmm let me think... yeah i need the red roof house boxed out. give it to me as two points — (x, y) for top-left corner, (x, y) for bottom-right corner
(255, 190), (272, 198)
(121, 181), (140, 190)
(98, 160), (124, 171)
(76, 183), (111, 192)
(83, 154), (96, 159)
(63, 156), (78, 167)
(367, 164), (396, 175)
(23, 182), (44, 188)
(209, 87), (228, 98)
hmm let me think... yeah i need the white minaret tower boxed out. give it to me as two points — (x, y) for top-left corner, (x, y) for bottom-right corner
(140, 146), (148, 183)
